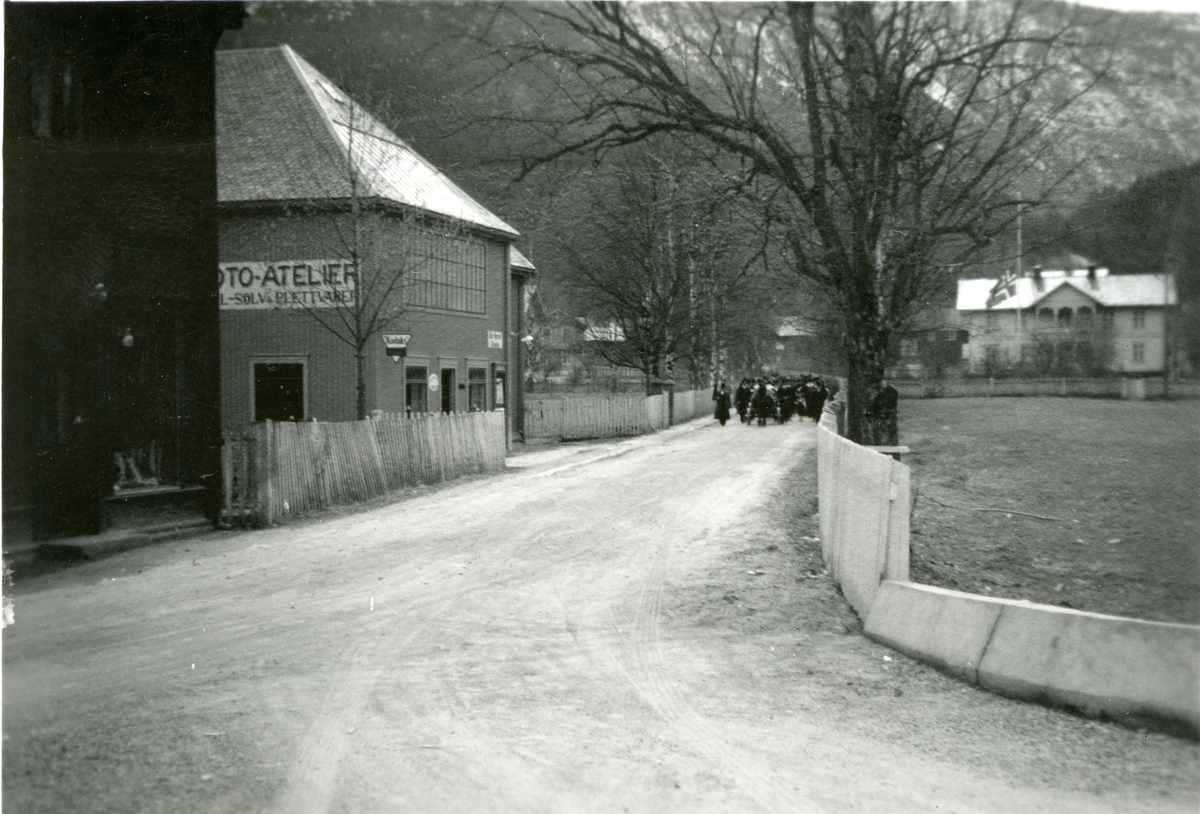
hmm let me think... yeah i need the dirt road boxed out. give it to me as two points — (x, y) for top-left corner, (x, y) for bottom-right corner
(4, 419), (1197, 813)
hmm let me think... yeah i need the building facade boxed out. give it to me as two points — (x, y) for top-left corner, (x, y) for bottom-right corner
(4, 3), (243, 537)
(957, 267), (1178, 377)
(217, 46), (530, 442)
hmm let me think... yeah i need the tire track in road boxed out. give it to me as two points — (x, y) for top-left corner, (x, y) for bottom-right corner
(563, 425), (819, 811)
(261, 530), (606, 814)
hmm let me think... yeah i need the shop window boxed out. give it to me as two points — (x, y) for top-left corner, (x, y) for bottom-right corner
(407, 230), (486, 314)
(254, 362), (304, 422)
(468, 368), (488, 411)
(405, 365), (428, 415)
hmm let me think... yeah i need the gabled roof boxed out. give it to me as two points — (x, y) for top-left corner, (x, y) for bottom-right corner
(777, 316), (823, 337)
(581, 320), (625, 343)
(217, 46), (519, 238)
(957, 269), (1177, 311)
(509, 246), (537, 272)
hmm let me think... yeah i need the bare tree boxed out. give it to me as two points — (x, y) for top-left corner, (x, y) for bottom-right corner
(499, 1), (1104, 442)
(557, 151), (765, 393)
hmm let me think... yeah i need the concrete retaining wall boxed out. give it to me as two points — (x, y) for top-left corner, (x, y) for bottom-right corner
(815, 393), (1200, 734)
(816, 423), (909, 617)
(865, 581), (1200, 733)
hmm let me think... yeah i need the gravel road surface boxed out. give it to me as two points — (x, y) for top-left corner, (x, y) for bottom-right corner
(4, 418), (1197, 813)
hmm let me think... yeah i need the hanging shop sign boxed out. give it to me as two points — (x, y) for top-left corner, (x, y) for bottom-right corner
(382, 333), (412, 362)
(487, 330), (504, 349)
(218, 260), (357, 310)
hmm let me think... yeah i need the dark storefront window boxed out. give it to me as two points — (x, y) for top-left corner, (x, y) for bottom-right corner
(405, 365), (428, 415)
(468, 368), (487, 411)
(441, 368), (456, 413)
(254, 363), (305, 422)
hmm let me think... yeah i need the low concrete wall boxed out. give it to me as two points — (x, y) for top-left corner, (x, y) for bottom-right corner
(816, 423), (909, 617)
(865, 581), (1200, 734)
(815, 393), (1200, 735)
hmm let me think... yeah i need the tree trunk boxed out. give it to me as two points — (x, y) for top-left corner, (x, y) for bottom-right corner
(844, 330), (889, 446)
(356, 345), (367, 421)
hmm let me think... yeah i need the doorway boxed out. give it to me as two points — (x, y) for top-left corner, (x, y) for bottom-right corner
(440, 368), (456, 413)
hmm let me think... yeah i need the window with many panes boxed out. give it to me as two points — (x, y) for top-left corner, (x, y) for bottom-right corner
(407, 230), (486, 314)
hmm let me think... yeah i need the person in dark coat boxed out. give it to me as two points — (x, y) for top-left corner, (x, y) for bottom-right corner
(734, 378), (753, 423)
(750, 381), (776, 426)
(712, 381), (732, 426)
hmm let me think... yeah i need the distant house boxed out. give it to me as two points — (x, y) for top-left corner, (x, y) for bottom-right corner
(956, 266), (1177, 376)
(773, 317), (846, 376)
(216, 46), (531, 441)
(521, 294), (644, 392)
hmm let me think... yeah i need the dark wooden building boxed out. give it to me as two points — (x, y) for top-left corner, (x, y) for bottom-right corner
(4, 3), (243, 538)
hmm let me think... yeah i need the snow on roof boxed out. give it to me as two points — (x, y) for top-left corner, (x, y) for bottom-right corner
(957, 269), (1177, 311)
(509, 246), (537, 272)
(582, 321), (625, 342)
(217, 46), (519, 238)
(777, 316), (822, 337)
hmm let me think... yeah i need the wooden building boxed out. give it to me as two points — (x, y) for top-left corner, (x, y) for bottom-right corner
(4, 3), (243, 537)
(216, 46), (532, 442)
(957, 267), (1178, 377)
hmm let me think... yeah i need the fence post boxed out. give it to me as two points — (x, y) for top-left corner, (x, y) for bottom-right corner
(221, 432), (233, 525)
(254, 419), (274, 526)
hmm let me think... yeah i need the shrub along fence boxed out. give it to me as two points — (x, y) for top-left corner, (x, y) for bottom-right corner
(524, 388), (709, 441)
(221, 411), (506, 527)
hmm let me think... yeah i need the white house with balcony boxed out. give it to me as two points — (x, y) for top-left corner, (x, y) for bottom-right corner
(957, 266), (1177, 376)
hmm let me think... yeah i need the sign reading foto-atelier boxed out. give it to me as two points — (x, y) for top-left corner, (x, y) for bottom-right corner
(218, 261), (357, 309)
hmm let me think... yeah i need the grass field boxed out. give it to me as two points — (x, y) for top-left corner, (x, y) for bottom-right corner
(898, 397), (1200, 625)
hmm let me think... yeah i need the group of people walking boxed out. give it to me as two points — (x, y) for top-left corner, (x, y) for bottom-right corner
(711, 375), (830, 427)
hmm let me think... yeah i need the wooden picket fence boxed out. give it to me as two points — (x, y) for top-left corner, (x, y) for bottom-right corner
(220, 411), (506, 527)
(525, 389), (709, 441)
